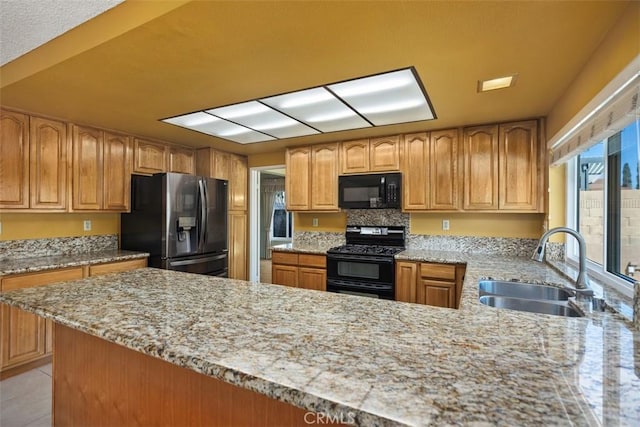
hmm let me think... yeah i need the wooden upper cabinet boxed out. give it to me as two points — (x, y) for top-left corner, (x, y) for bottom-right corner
(463, 125), (499, 210)
(228, 154), (248, 211)
(402, 132), (429, 210)
(499, 120), (538, 211)
(340, 139), (369, 174)
(133, 138), (166, 175)
(0, 110), (29, 209)
(370, 135), (400, 172)
(285, 147), (311, 210)
(72, 126), (103, 210)
(29, 117), (68, 210)
(168, 146), (195, 175)
(310, 143), (339, 211)
(103, 131), (131, 211)
(430, 129), (459, 210)
(196, 148), (230, 180)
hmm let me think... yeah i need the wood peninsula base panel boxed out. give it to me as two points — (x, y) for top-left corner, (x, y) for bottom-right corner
(53, 324), (327, 426)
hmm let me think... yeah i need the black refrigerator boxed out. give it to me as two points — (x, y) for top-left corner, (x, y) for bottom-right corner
(121, 173), (228, 277)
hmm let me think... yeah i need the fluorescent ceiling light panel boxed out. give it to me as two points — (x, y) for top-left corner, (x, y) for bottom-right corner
(328, 69), (434, 126)
(160, 67), (435, 143)
(479, 75), (517, 92)
(262, 88), (372, 132)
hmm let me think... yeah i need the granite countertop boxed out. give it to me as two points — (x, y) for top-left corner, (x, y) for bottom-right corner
(1, 250), (638, 426)
(271, 242), (336, 255)
(0, 250), (150, 276)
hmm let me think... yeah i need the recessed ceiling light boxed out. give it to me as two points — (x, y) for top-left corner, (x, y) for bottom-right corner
(478, 74), (518, 92)
(161, 67), (436, 144)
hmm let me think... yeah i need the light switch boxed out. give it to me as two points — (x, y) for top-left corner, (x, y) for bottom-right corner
(312, 218), (319, 227)
(0, 221), (2, 235)
(83, 220), (92, 231)
(442, 219), (450, 231)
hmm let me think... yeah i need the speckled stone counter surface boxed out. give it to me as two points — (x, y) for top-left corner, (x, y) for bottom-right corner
(0, 250), (149, 276)
(1, 259), (638, 426)
(271, 242), (337, 255)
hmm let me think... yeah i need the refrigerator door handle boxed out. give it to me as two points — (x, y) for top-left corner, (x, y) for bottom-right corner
(198, 178), (207, 253)
(168, 253), (227, 267)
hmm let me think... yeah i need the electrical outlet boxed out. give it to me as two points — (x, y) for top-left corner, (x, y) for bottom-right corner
(312, 218), (319, 227)
(83, 220), (92, 231)
(442, 219), (450, 231)
(0, 221), (2, 235)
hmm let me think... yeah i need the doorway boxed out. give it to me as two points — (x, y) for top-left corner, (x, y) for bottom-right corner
(249, 166), (290, 283)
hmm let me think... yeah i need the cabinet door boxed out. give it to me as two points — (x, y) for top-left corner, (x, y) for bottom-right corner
(340, 139), (369, 174)
(0, 110), (29, 208)
(72, 125), (103, 210)
(228, 154), (247, 211)
(103, 131), (131, 211)
(88, 258), (147, 276)
(499, 120), (538, 211)
(402, 133), (428, 210)
(463, 125), (498, 210)
(30, 117), (68, 210)
(133, 138), (166, 174)
(272, 265), (298, 287)
(214, 150), (230, 181)
(311, 143), (339, 211)
(0, 305), (45, 369)
(285, 147), (311, 210)
(168, 147), (195, 175)
(1, 267), (83, 370)
(228, 211), (247, 280)
(370, 135), (400, 171)
(298, 267), (326, 291)
(417, 279), (456, 308)
(395, 261), (417, 303)
(430, 129), (459, 210)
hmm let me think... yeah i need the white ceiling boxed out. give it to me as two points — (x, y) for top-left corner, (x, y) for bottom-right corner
(0, 0), (123, 66)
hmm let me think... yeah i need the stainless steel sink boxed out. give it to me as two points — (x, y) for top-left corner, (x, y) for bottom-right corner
(479, 280), (573, 301)
(479, 295), (583, 317)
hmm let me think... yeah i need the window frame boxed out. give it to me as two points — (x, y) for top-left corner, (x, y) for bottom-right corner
(566, 143), (636, 299)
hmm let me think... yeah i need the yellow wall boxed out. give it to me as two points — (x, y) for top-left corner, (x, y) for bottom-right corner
(548, 164), (567, 242)
(410, 213), (545, 238)
(0, 213), (120, 241)
(248, 151), (285, 168)
(294, 212), (347, 232)
(546, 1), (640, 138)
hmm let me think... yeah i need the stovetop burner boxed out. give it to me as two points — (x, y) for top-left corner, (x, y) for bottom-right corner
(327, 244), (405, 256)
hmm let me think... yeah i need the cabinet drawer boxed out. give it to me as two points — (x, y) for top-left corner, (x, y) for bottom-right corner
(89, 258), (148, 277)
(298, 254), (326, 268)
(271, 252), (298, 266)
(1, 267), (84, 292)
(420, 263), (456, 281)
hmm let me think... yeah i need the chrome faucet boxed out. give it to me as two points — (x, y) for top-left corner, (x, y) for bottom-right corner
(532, 227), (594, 299)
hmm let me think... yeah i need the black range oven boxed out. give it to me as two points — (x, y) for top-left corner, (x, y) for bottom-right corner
(326, 226), (405, 300)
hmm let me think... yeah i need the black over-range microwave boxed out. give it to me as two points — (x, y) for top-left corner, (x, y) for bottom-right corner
(338, 173), (401, 209)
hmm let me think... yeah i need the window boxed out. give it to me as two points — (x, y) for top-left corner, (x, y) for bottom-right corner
(271, 191), (292, 239)
(571, 119), (639, 292)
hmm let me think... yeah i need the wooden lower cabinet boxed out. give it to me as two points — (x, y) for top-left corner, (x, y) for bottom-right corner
(0, 258), (147, 379)
(229, 211), (248, 280)
(271, 251), (326, 291)
(395, 261), (465, 309)
(0, 267), (83, 378)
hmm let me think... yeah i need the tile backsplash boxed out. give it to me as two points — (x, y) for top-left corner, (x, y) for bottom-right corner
(0, 235), (118, 260)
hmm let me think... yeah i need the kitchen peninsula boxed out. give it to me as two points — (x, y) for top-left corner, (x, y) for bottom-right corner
(1, 258), (638, 426)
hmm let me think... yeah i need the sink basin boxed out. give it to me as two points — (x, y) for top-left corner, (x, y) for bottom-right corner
(479, 295), (583, 317)
(479, 280), (573, 301)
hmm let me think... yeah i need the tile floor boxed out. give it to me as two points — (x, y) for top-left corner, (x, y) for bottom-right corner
(260, 259), (272, 283)
(0, 364), (52, 427)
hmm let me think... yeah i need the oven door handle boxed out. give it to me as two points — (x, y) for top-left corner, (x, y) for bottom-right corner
(328, 255), (394, 263)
